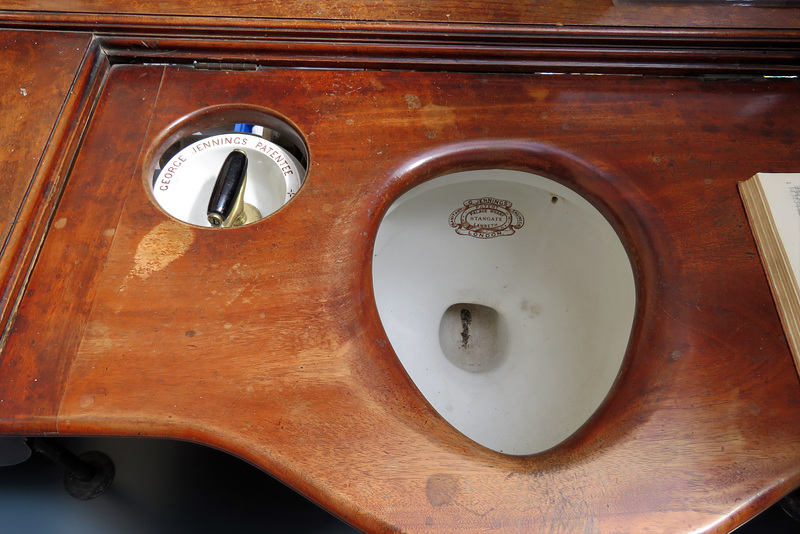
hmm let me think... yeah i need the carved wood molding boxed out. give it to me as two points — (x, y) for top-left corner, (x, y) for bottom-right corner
(3, 8), (800, 74)
(42, 28), (800, 75)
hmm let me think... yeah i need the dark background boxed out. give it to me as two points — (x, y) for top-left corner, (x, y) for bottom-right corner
(0, 437), (796, 533)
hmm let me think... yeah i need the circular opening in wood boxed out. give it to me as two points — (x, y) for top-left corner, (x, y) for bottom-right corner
(146, 107), (308, 228)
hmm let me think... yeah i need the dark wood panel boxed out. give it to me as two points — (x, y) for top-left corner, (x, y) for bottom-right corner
(4, 2), (800, 78)
(2, 63), (799, 532)
(0, 31), (88, 247)
(0, 31), (96, 338)
(1, 0), (800, 29)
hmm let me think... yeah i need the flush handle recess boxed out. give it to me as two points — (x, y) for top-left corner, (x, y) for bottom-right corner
(153, 131), (304, 228)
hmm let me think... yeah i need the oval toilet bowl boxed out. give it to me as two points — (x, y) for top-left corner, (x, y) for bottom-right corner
(372, 168), (636, 455)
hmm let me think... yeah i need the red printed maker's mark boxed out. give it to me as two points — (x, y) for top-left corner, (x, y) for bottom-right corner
(449, 197), (524, 239)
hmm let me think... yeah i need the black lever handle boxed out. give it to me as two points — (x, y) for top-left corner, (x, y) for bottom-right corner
(207, 149), (248, 227)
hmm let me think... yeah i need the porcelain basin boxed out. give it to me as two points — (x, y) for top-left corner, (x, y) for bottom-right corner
(372, 169), (636, 455)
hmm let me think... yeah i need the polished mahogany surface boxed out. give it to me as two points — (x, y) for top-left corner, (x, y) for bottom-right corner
(0, 30), (86, 245)
(0, 30), (92, 332)
(0, 59), (799, 532)
(2, 2), (800, 532)
(2, 0), (800, 28)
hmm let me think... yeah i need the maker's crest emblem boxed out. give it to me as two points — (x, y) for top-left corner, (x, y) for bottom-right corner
(449, 197), (524, 239)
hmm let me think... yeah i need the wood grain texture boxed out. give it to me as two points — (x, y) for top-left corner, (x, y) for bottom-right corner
(0, 31), (96, 338)
(2, 0), (800, 29)
(0, 59), (152, 433)
(0, 31), (88, 247)
(3, 7), (800, 82)
(2, 62), (799, 532)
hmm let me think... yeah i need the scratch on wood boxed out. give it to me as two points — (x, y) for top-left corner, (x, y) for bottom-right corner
(222, 393), (242, 417)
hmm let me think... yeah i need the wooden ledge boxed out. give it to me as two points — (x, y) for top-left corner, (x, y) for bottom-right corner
(0, 60), (798, 532)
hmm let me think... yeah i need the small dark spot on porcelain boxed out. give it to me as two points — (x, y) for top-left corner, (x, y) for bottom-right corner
(460, 308), (472, 347)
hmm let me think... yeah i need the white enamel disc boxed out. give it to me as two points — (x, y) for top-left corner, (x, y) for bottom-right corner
(153, 133), (304, 227)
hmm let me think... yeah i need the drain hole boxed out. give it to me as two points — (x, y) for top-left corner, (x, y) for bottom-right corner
(439, 303), (508, 373)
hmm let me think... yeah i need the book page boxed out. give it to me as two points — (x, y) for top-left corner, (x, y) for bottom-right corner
(759, 173), (800, 287)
